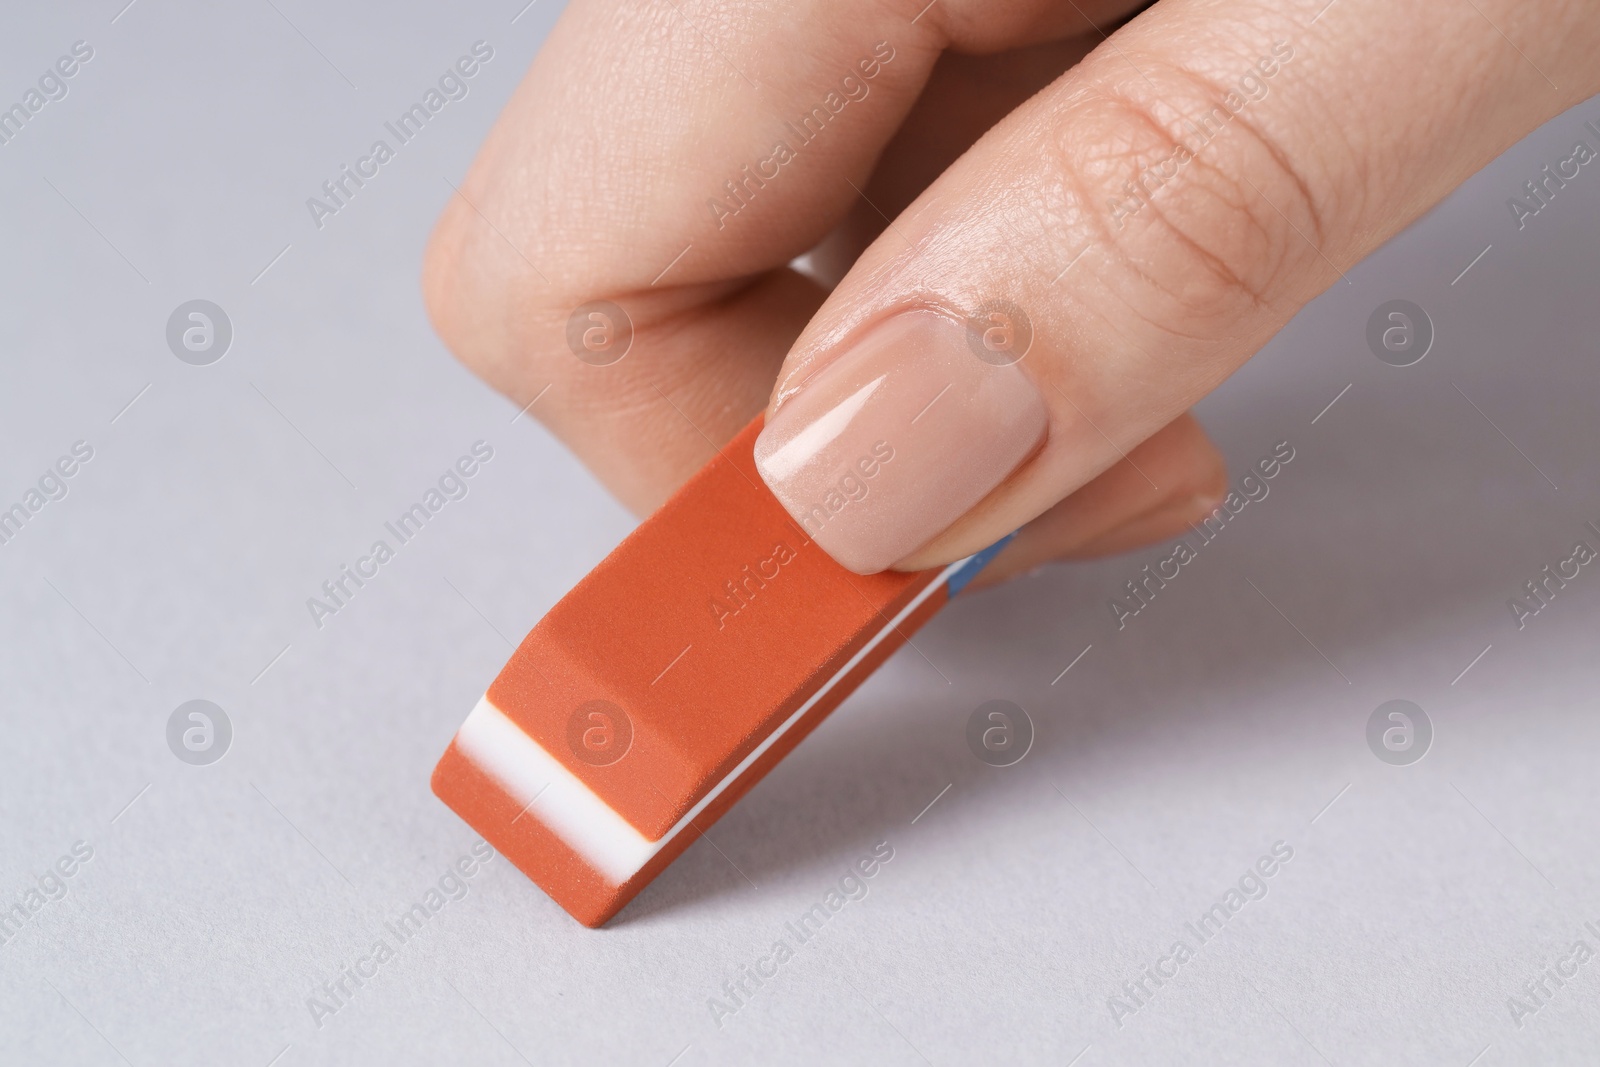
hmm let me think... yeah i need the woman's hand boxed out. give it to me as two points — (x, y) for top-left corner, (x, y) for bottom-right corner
(423, 0), (1597, 583)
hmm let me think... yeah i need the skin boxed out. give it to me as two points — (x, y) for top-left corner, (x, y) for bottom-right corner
(423, 0), (1599, 589)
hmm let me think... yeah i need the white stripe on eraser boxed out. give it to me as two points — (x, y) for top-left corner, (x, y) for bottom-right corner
(454, 556), (969, 887)
(454, 698), (655, 885)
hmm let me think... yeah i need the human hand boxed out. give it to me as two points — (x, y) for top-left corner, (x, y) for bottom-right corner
(423, 0), (1597, 583)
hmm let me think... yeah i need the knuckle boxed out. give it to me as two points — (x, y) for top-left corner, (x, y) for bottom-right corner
(420, 201), (482, 367)
(420, 193), (559, 395)
(1048, 60), (1326, 337)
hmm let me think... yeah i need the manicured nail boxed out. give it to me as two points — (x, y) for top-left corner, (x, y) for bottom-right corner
(754, 308), (1049, 573)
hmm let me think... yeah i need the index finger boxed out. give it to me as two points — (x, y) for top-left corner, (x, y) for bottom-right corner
(422, 0), (1137, 512)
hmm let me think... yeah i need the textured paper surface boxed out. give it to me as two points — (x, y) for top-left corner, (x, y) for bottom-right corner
(2, 3), (1600, 1065)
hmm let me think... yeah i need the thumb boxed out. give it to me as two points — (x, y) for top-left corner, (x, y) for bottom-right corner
(753, 0), (1599, 574)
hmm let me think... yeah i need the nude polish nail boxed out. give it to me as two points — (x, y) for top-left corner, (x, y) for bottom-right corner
(754, 308), (1049, 574)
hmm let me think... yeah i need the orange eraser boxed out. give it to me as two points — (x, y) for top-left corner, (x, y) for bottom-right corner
(431, 416), (1008, 926)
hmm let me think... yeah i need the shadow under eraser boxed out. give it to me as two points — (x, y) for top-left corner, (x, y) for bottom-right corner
(431, 415), (1006, 927)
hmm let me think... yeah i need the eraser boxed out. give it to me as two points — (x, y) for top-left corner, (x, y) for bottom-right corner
(431, 416), (1005, 926)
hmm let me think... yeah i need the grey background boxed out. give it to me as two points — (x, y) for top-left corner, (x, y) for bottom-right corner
(2, 1), (1599, 1064)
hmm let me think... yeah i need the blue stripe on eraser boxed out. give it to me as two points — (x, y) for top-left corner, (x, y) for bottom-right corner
(943, 532), (1018, 597)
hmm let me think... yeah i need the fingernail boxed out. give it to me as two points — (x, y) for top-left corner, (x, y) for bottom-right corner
(754, 308), (1049, 573)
